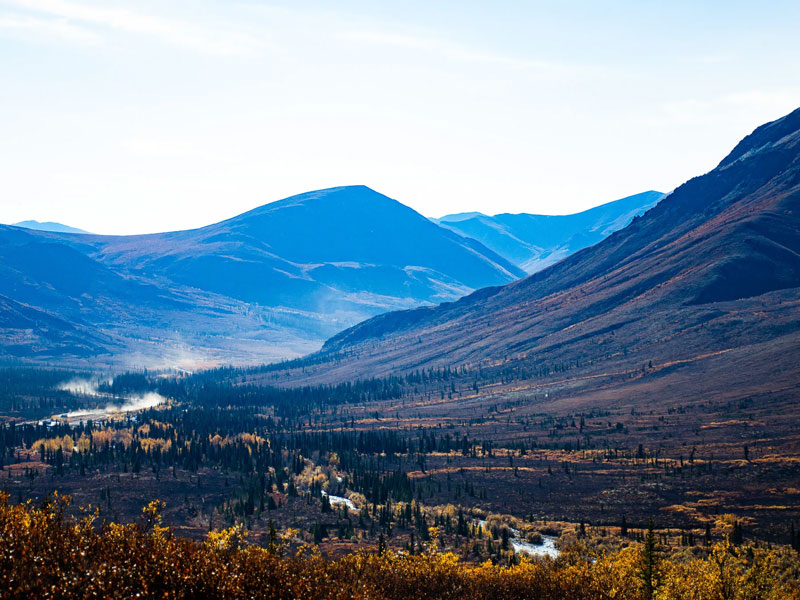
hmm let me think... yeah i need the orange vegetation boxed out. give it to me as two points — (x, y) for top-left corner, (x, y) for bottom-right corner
(1, 492), (799, 600)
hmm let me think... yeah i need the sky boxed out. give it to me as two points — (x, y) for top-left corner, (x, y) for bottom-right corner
(0, 1), (799, 235)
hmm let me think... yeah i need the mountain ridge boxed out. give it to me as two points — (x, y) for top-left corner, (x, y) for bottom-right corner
(434, 190), (665, 273)
(0, 185), (525, 366)
(11, 220), (90, 234)
(302, 108), (800, 390)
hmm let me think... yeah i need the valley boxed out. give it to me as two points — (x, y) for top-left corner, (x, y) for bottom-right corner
(3, 2), (800, 596)
(1, 108), (800, 599)
(2, 350), (799, 562)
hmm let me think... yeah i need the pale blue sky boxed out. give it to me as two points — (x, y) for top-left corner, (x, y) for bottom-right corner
(1, 0), (799, 234)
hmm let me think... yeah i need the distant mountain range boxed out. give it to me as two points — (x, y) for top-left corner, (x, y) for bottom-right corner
(280, 108), (800, 402)
(434, 191), (665, 273)
(0, 186), (528, 366)
(0, 181), (684, 369)
(11, 220), (89, 234)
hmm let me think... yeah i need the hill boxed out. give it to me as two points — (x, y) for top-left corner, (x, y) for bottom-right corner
(434, 191), (665, 273)
(84, 185), (524, 308)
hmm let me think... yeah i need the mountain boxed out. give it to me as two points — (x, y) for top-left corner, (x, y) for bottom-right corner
(0, 186), (524, 367)
(434, 191), (665, 273)
(11, 220), (89, 234)
(287, 108), (800, 399)
(85, 185), (524, 308)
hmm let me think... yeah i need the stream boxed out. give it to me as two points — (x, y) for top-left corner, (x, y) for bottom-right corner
(321, 490), (358, 511)
(476, 520), (560, 559)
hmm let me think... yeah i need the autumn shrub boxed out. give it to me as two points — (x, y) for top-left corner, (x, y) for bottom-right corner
(1, 492), (799, 600)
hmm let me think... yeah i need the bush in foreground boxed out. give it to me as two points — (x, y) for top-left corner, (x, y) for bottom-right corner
(1, 493), (798, 600)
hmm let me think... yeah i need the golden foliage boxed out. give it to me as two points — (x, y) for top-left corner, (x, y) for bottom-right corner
(206, 523), (249, 553)
(0, 492), (798, 600)
(139, 437), (172, 453)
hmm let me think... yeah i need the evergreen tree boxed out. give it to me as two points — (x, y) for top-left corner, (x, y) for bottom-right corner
(640, 518), (660, 600)
(377, 533), (386, 555)
(321, 494), (332, 513)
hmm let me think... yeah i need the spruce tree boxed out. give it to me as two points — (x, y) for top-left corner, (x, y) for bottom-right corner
(640, 518), (660, 600)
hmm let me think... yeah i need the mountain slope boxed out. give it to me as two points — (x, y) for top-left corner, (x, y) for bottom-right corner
(298, 108), (800, 387)
(0, 186), (524, 367)
(435, 191), (665, 273)
(84, 185), (524, 308)
(0, 223), (291, 365)
(11, 220), (89, 234)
